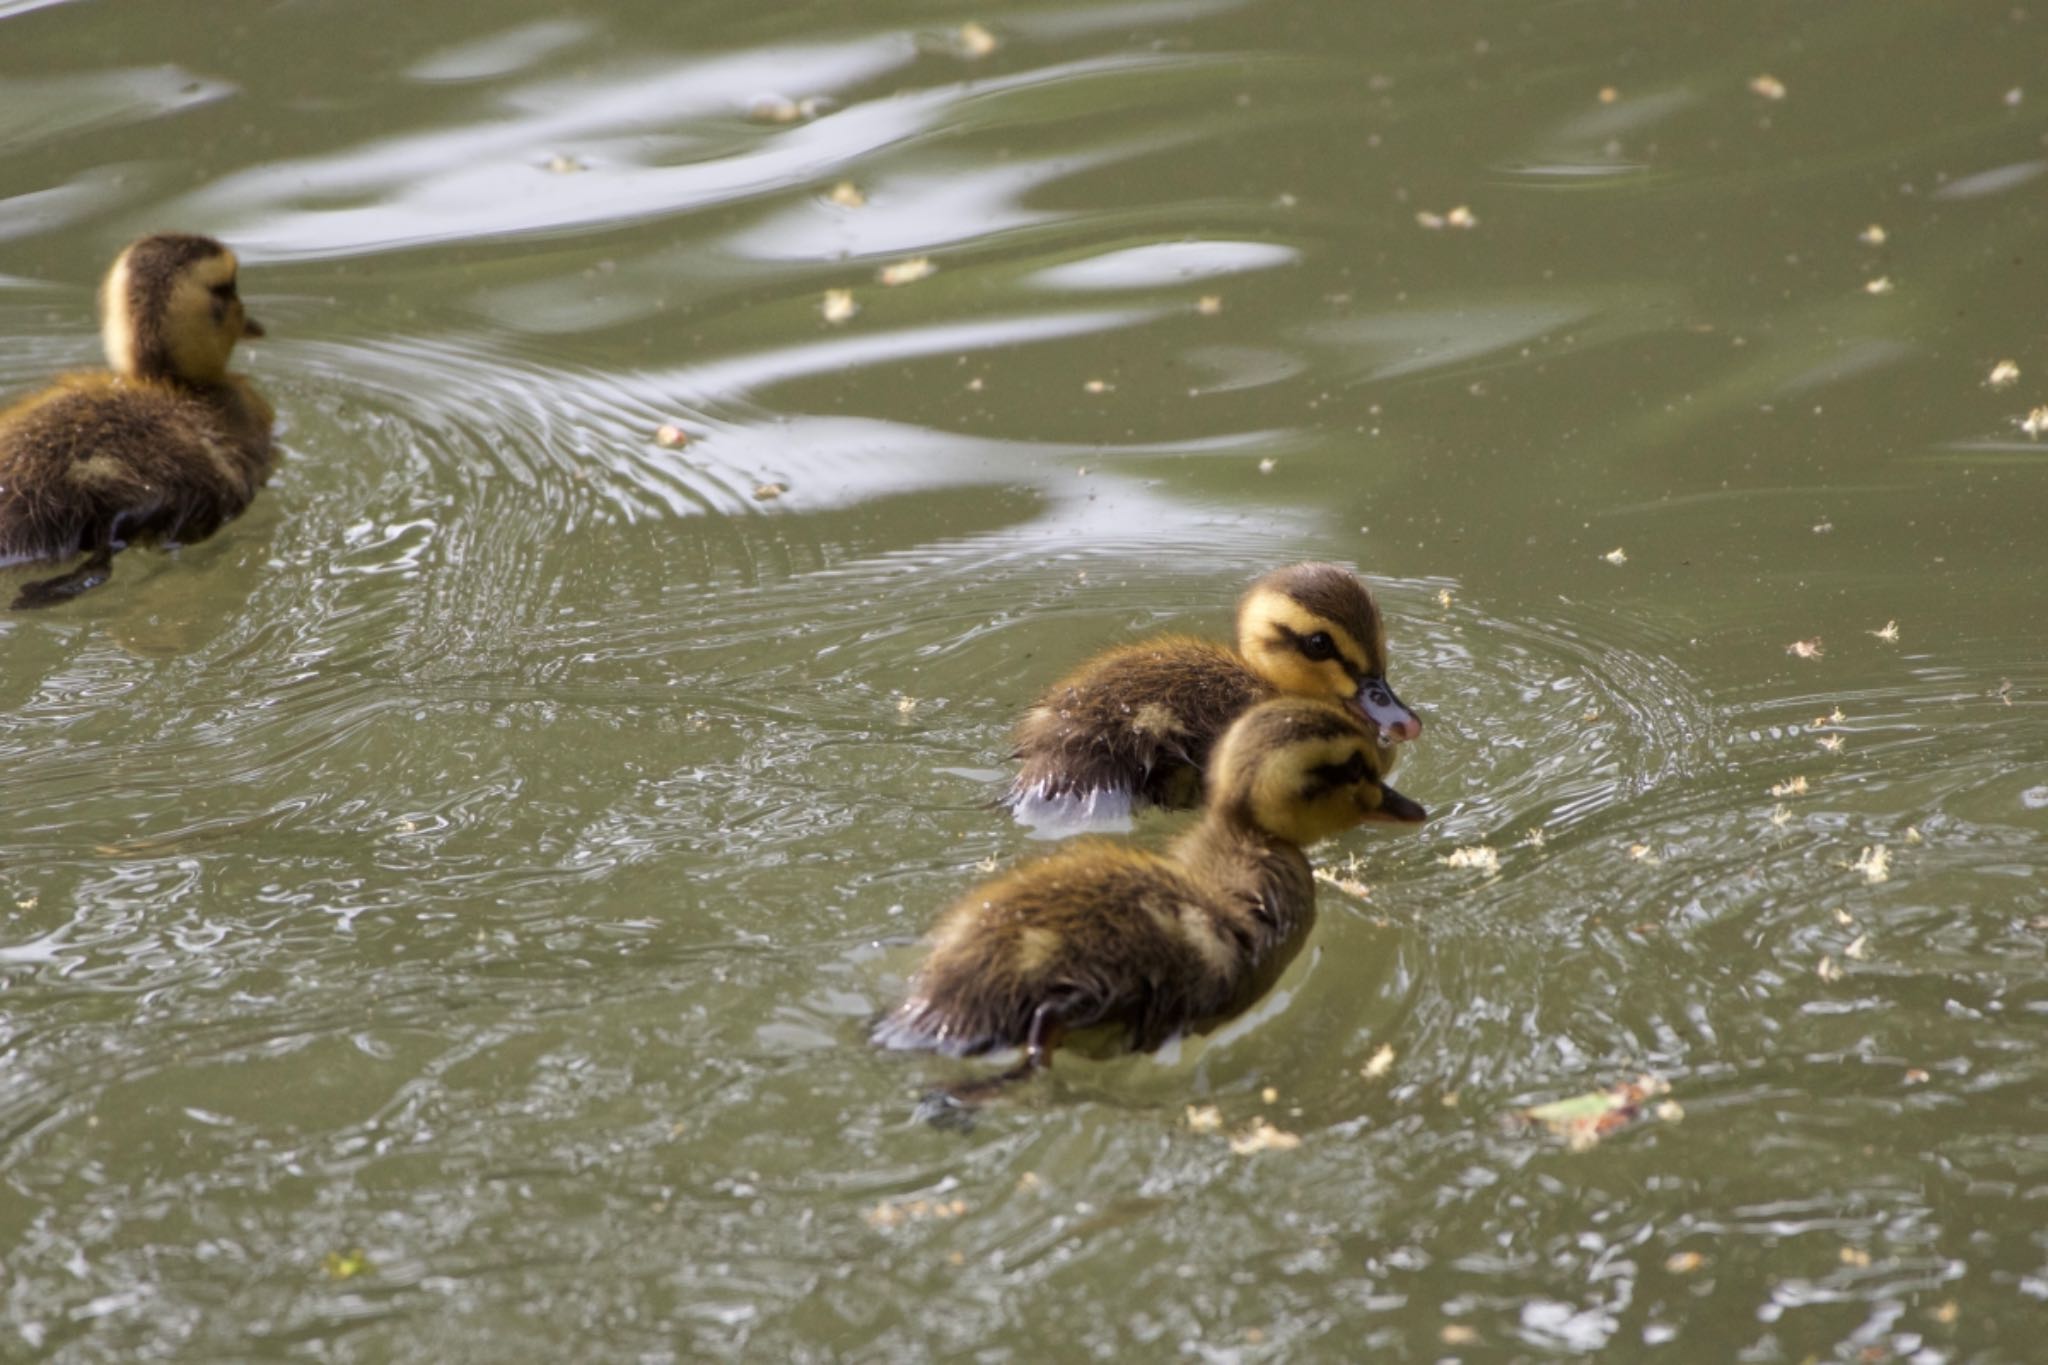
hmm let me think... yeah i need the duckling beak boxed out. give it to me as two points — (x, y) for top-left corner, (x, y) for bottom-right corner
(1371, 783), (1428, 825)
(241, 315), (266, 339)
(1352, 676), (1421, 743)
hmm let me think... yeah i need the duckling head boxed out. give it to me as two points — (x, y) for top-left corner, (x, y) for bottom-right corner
(99, 233), (264, 386)
(1209, 697), (1427, 846)
(1236, 562), (1421, 743)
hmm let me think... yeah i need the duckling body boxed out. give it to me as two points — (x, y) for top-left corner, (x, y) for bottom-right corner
(0, 233), (272, 608)
(1005, 563), (1421, 827)
(878, 697), (1428, 1096)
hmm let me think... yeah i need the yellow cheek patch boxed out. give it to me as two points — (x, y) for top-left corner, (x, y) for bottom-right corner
(98, 251), (137, 376)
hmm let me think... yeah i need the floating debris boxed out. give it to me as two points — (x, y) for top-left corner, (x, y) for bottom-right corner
(1361, 1044), (1396, 1080)
(1314, 866), (1372, 898)
(827, 181), (866, 208)
(1858, 224), (1888, 246)
(1771, 775), (1810, 797)
(1933, 1299), (1959, 1324)
(1864, 276), (1894, 295)
(1437, 588), (1455, 608)
(1905, 1068), (1930, 1085)
(1845, 933), (1869, 961)
(1228, 1118), (1302, 1155)
(1787, 638), (1825, 659)
(1602, 547), (1628, 566)
(1817, 954), (1842, 982)
(1083, 378), (1113, 394)
(1852, 844), (1891, 883)
(746, 93), (803, 125)
(752, 481), (788, 501)
(1441, 845), (1501, 875)
(1769, 804), (1792, 827)
(1665, 1251), (1706, 1274)
(1440, 1325), (1480, 1347)
(1184, 1104), (1224, 1134)
(1416, 206), (1478, 231)
(1749, 74), (1787, 100)
(1257, 457), (1278, 474)
(1870, 620), (1900, 642)
(865, 1197), (968, 1230)
(1988, 359), (2021, 389)
(878, 256), (936, 287)
(2004, 87), (2024, 108)
(821, 289), (859, 323)
(1598, 86), (1620, 104)
(654, 424), (690, 449)
(954, 21), (999, 59)
(1628, 843), (1657, 863)
(1811, 705), (1846, 728)
(543, 153), (586, 175)
(1839, 1245), (1872, 1269)
(1813, 519), (1834, 534)
(1196, 294), (1223, 316)
(1818, 734), (1844, 753)
(322, 1249), (372, 1281)
(1260, 1086), (1279, 1105)
(2020, 406), (2048, 439)
(1521, 1074), (1672, 1152)
(1834, 907), (1856, 927)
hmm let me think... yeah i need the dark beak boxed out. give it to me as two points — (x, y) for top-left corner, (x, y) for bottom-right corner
(242, 315), (266, 339)
(1352, 675), (1421, 742)
(1368, 783), (1428, 824)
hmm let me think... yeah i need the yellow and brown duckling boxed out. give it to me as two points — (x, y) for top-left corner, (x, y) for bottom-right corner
(1004, 562), (1421, 827)
(877, 696), (1427, 1102)
(0, 233), (273, 609)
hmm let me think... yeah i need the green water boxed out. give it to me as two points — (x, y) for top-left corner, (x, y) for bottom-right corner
(3, 1), (2045, 1359)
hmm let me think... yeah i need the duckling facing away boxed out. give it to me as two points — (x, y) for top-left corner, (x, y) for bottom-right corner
(1004, 563), (1421, 827)
(0, 233), (273, 609)
(877, 696), (1427, 1104)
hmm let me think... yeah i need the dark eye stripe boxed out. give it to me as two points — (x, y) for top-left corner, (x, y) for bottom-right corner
(1274, 624), (1369, 681)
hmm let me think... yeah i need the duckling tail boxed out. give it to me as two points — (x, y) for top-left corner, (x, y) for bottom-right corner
(11, 544), (115, 610)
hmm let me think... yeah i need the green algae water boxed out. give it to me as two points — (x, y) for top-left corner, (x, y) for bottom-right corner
(2, 1), (2045, 1358)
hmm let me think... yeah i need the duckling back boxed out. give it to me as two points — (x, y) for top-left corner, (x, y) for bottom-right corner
(0, 372), (273, 565)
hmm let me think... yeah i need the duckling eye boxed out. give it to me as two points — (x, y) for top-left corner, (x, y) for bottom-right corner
(1299, 631), (1337, 662)
(209, 281), (237, 301)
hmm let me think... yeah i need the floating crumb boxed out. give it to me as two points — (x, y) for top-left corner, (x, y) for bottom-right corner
(746, 93), (803, 125)
(1749, 74), (1787, 100)
(1864, 276), (1894, 295)
(1853, 844), (1890, 884)
(1810, 705), (1846, 728)
(1437, 588), (1454, 608)
(654, 424), (690, 448)
(322, 1249), (371, 1281)
(955, 21), (999, 58)
(1813, 519), (1834, 534)
(1522, 826), (1547, 848)
(878, 256), (936, 287)
(1834, 907), (1856, 926)
(1987, 359), (2020, 389)
(1260, 1086), (1279, 1105)
(1228, 1118), (1302, 1155)
(1771, 775), (1810, 797)
(1904, 826), (1922, 845)
(1994, 679), (2014, 706)
(1817, 733), (1844, 753)
(1845, 933), (1868, 961)
(827, 180), (866, 208)
(1598, 86), (1619, 104)
(1787, 638), (1824, 659)
(1361, 1044), (1396, 1080)
(1770, 804), (1792, 828)
(1258, 457), (1277, 474)
(1314, 866), (1372, 898)
(752, 481), (788, 501)
(895, 695), (919, 715)
(1932, 1298), (1959, 1324)
(1904, 1068), (1930, 1085)
(1870, 620), (1900, 642)
(1858, 224), (1887, 246)
(1445, 205), (1477, 229)
(543, 153), (586, 175)
(1440, 1325), (1480, 1347)
(1654, 1099), (1684, 1122)
(865, 1197), (969, 1230)
(1665, 1250), (1705, 1274)
(1602, 547), (1628, 565)
(822, 289), (858, 323)
(1196, 294), (1223, 316)
(1185, 1104), (1224, 1134)
(2004, 87), (2023, 107)
(1083, 379), (1113, 394)
(2020, 407), (2048, 438)
(1817, 954), (1842, 983)
(1441, 845), (1501, 875)
(1416, 210), (1445, 230)
(1839, 1245), (1872, 1269)
(1017, 1170), (1041, 1190)
(1521, 1074), (1670, 1151)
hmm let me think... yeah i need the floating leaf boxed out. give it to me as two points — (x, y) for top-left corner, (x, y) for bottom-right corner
(1521, 1074), (1672, 1151)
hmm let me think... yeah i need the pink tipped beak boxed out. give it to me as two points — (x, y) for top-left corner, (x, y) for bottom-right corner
(1354, 676), (1421, 742)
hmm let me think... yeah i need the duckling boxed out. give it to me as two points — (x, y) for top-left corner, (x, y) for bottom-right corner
(0, 233), (273, 609)
(877, 696), (1427, 1103)
(1005, 562), (1421, 827)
